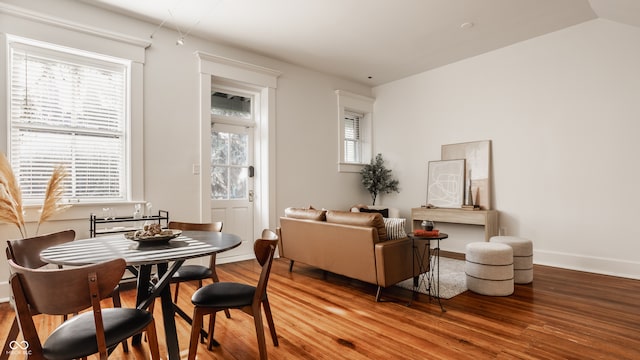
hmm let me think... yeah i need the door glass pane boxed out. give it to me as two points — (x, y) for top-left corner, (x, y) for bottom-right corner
(230, 167), (247, 199)
(211, 166), (228, 200)
(230, 133), (248, 166)
(212, 131), (228, 165)
(211, 128), (249, 200)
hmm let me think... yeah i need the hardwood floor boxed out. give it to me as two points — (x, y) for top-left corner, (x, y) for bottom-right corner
(1, 257), (639, 359)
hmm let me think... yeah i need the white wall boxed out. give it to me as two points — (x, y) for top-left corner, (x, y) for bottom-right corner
(2, 1), (636, 295)
(373, 19), (640, 279)
(0, 0), (372, 300)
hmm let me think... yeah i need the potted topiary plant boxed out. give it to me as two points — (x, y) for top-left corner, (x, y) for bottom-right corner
(360, 153), (399, 205)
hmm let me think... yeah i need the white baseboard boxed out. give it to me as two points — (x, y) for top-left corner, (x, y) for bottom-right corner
(534, 249), (640, 280)
(218, 253), (257, 264)
(0, 281), (9, 303)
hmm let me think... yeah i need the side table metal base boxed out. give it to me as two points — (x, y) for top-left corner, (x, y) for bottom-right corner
(409, 233), (448, 312)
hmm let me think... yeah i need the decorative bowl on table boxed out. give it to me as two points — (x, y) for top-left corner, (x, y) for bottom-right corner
(124, 229), (182, 243)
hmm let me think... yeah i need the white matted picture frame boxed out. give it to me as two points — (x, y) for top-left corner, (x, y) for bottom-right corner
(427, 159), (465, 208)
(441, 140), (492, 209)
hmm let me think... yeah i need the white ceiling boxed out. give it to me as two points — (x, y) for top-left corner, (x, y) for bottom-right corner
(83, 0), (640, 86)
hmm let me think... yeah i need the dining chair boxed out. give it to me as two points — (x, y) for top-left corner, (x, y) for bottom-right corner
(187, 230), (280, 360)
(166, 221), (231, 318)
(3, 229), (129, 357)
(5, 230), (75, 270)
(2, 230), (77, 360)
(8, 257), (160, 360)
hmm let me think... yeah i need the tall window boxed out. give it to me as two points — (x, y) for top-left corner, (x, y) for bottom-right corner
(8, 38), (129, 203)
(343, 111), (362, 163)
(336, 90), (374, 172)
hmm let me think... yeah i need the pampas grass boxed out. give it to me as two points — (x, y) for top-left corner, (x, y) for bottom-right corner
(0, 153), (71, 238)
(36, 164), (71, 235)
(0, 153), (26, 238)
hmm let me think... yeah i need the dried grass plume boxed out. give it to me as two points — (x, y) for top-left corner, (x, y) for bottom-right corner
(37, 164), (72, 235)
(0, 153), (71, 238)
(0, 153), (26, 238)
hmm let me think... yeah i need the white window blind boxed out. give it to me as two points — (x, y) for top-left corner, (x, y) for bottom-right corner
(9, 40), (128, 202)
(344, 111), (362, 163)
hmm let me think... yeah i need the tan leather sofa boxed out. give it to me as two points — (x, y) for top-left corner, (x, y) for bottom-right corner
(278, 207), (418, 301)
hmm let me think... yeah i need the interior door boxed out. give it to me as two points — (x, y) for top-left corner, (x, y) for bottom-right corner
(211, 122), (254, 261)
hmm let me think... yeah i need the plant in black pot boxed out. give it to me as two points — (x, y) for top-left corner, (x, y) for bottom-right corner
(360, 153), (399, 205)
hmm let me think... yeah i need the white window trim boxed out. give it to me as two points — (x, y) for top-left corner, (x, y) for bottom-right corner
(336, 90), (374, 173)
(196, 51), (281, 236)
(8, 35), (131, 203)
(0, 5), (150, 219)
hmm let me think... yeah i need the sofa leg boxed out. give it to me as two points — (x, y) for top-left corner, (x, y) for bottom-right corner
(375, 286), (382, 302)
(289, 260), (294, 272)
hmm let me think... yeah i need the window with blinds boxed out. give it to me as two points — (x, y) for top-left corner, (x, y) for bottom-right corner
(344, 111), (362, 163)
(9, 39), (129, 202)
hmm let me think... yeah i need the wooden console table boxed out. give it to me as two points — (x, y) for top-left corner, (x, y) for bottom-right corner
(411, 207), (498, 241)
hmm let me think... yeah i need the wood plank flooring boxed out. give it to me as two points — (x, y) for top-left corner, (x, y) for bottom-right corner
(1, 257), (639, 359)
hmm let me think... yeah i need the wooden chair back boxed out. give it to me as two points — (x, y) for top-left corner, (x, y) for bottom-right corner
(252, 235), (279, 305)
(6, 230), (75, 269)
(261, 228), (278, 241)
(9, 258), (125, 315)
(168, 221), (223, 232)
(8, 258), (126, 358)
(167, 220), (224, 278)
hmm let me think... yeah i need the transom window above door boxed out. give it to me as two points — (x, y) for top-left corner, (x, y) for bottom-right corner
(211, 91), (251, 120)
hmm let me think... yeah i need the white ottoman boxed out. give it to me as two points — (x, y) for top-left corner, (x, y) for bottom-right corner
(465, 242), (514, 296)
(490, 236), (533, 284)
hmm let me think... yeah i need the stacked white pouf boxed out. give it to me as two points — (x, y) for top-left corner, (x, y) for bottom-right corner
(490, 236), (533, 284)
(465, 242), (514, 296)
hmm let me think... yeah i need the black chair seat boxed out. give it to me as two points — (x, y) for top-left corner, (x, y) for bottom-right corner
(43, 308), (152, 360)
(192, 282), (256, 308)
(172, 264), (213, 282)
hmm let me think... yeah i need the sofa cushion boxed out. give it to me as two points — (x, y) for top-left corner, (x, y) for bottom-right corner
(325, 210), (387, 242)
(383, 217), (407, 240)
(284, 207), (327, 221)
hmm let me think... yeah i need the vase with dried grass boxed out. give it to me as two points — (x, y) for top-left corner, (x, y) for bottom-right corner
(0, 153), (71, 238)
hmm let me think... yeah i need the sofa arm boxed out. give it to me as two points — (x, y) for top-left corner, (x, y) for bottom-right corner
(374, 237), (418, 287)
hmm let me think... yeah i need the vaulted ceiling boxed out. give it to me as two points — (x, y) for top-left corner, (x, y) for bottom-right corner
(85, 0), (640, 86)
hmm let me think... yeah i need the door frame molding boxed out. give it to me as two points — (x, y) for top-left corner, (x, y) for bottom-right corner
(197, 52), (281, 241)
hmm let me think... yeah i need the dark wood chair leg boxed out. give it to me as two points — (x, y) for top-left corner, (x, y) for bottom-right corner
(289, 260), (294, 272)
(207, 312), (218, 351)
(252, 304), (268, 360)
(173, 282), (180, 303)
(111, 286), (129, 353)
(262, 298), (279, 346)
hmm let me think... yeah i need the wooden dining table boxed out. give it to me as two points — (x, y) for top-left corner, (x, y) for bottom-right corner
(40, 230), (242, 360)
